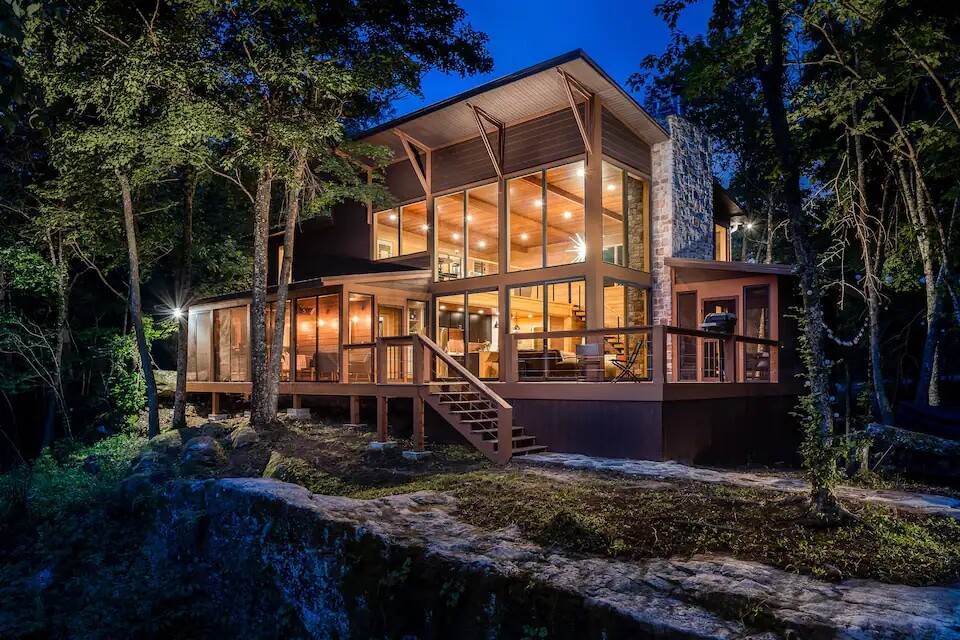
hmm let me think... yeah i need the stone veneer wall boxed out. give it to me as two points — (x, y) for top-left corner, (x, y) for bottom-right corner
(650, 116), (714, 327)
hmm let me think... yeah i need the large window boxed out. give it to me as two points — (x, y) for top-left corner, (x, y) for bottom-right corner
(374, 201), (427, 259)
(213, 306), (249, 382)
(292, 294), (339, 382)
(508, 160), (585, 272)
(714, 224), (730, 261)
(603, 279), (648, 328)
(601, 161), (649, 271)
(436, 291), (499, 379)
(436, 183), (498, 279)
(266, 302), (291, 381)
(509, 279), (586, 353)
(348, 293), (373, 343)
(743, 285), (771, 381)
(187, 309), (212, 382)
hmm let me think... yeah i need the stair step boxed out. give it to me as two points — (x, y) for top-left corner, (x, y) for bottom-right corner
(470, 426), (524, 435)
(510, 445), (549, 456)
(438, 399), (487, 406)
(458, 418), (498, 425)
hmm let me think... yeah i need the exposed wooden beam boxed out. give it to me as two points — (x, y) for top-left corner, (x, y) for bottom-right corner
(466, 102), (505, 179)
(393, 129), (429, 194)
(557, 68), (594, 156)
(520, 174), (621, 221)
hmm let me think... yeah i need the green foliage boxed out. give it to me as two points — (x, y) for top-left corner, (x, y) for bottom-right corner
(105, 317), (176, 422)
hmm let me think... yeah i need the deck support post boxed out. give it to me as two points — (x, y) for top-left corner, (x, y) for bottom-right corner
(349, 396), (360, 425)
(723, 337), (737, 383)
(292, 394), (302, 409)
(652, 325), (667, 384)
(376, 396), (388, 442)
(412, 396), (425, 452)
(211, 392), (220, 415)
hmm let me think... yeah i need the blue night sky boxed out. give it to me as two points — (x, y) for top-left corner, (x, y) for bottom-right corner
(391, 0), (712, 117)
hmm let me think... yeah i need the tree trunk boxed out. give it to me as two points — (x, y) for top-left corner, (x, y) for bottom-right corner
(41, 233), (71, 448)
(249, 167), (273, 427)
(765, 194), (774, 264)
(117, 170), (160, 438)
(757, 0), (837, 514)
(266, 151), (307, 416)
(172, 169), (197, 429)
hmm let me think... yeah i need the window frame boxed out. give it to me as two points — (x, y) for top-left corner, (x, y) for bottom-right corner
(372, 199), (427, 260)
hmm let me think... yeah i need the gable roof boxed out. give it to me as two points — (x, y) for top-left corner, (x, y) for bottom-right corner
(356, 50), (668, 157)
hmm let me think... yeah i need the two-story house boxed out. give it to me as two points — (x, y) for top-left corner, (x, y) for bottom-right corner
(184, 51), (802, 465)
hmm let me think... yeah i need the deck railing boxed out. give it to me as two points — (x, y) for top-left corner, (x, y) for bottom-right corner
(367, 326), (779, 385)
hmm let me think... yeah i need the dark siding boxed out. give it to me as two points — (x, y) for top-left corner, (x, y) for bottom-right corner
(602, 107), (652, 175)
(432, 107), (586, 193)
(385, 158), (425, 203)
(268, 201), (372, 282)
(510, 399), (663, 460)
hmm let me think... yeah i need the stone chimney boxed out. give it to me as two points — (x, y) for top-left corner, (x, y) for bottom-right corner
(650, 116), (713, 326)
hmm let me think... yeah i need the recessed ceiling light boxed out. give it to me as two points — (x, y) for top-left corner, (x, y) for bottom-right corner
(466, 214), (472, 221)
(534, 199), (542, 207)
(576, 167), (585, 177)
(440, 305), (446, 310)
(389, 213), (397, 220)
(563, 211), (572, 219)
(520, 233), (529, 241)
(478, 309), (484, 314)
(527, 313), (533, 318)
(607, 184), (616, 191)
(478, 240), (487, 248)
(452, 232), (460, 240)
(421, 224), (429, 231)
(458, 307), (464, 312)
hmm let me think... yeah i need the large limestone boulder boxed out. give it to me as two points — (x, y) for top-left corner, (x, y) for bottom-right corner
(227, 425), (259, 449)
(180, 436), (226, 471)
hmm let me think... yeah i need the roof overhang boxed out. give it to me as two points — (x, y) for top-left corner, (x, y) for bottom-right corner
(666, 257), (795, 281)
(356, 50), (668, 158)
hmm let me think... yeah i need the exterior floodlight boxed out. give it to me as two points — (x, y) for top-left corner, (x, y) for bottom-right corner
(172, 307), (183, 319)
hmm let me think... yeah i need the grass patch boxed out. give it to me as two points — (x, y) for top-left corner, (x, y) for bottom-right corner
(446, 472), (960, 586)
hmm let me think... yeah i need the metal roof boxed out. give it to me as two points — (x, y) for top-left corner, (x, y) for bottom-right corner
(666, 257), (795, 276)
(356, 50), (668, 156)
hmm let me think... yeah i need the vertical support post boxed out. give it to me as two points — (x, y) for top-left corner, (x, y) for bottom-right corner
(502, 332), (518, 383)
(723, 337), (736, 383)
(584, 94), (604, 332)
(412, 335), (425, 385)
(349, 396), (360, 425)
(497, 405), (513, 464)
(651, 325), (666, 384)
(211, 392), (220, 415)
(339, 286), (350, 385)
(376, 396), (388, 442)
(412, 396), (425, 452)
(375, 338), (386, 384)
(292, 394), (302, 409)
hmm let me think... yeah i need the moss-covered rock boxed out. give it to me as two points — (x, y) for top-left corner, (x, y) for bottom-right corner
(227, 425), (259, 449)
(180, 436), (226, 471)
(147, 429), (183, 455)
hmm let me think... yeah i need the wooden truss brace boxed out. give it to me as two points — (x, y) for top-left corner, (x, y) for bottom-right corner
(465, 102), (505, 179)
(557, 68), (594, 156)
(393, 128), (431, 193)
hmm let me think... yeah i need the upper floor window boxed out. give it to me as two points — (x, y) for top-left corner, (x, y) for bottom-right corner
(602, 161), (649, 271)
(714, 224), (729, 261)
(436, 183), (499, 279)
(508, 160), (585, 272)
(374, 201), (427, 259)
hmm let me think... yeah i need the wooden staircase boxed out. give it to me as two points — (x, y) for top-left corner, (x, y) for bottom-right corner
(414, 335), (546, 464)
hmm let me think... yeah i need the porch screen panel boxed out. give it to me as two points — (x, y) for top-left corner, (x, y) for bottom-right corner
(214, 306), (248, 382)
(348, 294), (373, 344)
(295, 297), (318, 382)
(545, 161), (585, 267)
(232, 307), (249, 382)
(677, 292), (698, 381)
(194, 310), (211, 382)
(266, 302), (291, 382)
(316, 293), (340, 381)
(743, 285), (771, 381)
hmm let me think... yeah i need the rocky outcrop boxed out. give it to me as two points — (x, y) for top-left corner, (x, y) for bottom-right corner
(227, 425), (259, 449)
(151, 479), (960, 640)
(180, 436), (226, 471)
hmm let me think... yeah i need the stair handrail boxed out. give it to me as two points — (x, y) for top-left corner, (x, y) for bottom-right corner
(413, 333), (513, 462)
(413, 334), (511, 409)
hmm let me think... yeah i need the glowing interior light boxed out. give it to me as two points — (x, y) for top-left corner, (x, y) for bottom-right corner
(567, 233), (587, 263)
(318, 319), (325, 326)
(520, 233), (529, 241)
(351, 315), (360, 323)
(478, 309), (484, 314)
(439, 305), (446, 310)
(421, 224), (429, 231)
(458, 307), (464, 312)
(452, 232), (460, 240)
(527, 314), (533, 318)
(563, 211), (572, 219)
(477, 240), (487, 248)
(576, 167), (585, 177)
(389, 213), (397, 221)
(607, 184), (616, 191)
(466, 214), (473, 221)
(534, 199), (543, 207)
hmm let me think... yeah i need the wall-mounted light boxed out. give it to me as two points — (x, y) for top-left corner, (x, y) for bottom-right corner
(172, 307), (183, 319)
(576, 167), (585, 177)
